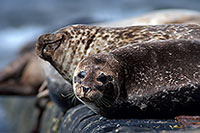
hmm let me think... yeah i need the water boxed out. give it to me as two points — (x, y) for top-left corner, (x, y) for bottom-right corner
(0, 26), (45, 69)
(1, 0), (200, 132)
(0, 104), (12, 132)
(1, 0), (200, 68)
(0, 96), (38, 133)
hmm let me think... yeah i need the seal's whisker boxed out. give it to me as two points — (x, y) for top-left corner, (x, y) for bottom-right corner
(71, 95), (77, 104)
(102, 98), (111, 107)
(104, 98), (112, 105)
(99, 99), (108, 107)
(95, 99), (102, 107)
(63, 91), (78, 105)
(61, 90), (74, 99)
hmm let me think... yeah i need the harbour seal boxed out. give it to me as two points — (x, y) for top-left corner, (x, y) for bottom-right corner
(35, 24), (200, 84)
(73, 39), (200, 119)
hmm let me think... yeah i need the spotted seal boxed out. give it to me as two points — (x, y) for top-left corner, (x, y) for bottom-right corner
(36, 24), (200, 85)
(73, 39), (200, 119)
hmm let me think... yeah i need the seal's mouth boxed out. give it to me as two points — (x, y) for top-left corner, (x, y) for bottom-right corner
(35, 33), (65, 61)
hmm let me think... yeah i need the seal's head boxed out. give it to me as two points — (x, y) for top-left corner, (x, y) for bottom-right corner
(35, 33), (65, 63)
(73, 53), (124, 113)
(35, 25), (100, 81)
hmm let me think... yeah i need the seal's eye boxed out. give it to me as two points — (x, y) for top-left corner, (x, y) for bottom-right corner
(44, 46), (48, 52)
(43, 46), (49, 54)
(78, 71), (86, 79)
(97, 73), (112, 84)
(42, 45), (51, 59)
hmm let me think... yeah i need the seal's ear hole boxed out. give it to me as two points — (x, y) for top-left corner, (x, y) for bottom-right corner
(77, 71), (86, 79)
(97, 73), (112, 84)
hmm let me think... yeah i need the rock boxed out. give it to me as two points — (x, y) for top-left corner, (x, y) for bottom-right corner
(40, 102), (64, 133)
(60, 105), (185, 133)
(0, 96), (38, 132)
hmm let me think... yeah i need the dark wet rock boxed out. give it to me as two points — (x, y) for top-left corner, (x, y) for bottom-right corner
(60, 105), (187, 133)
(0, 96), (38, 133)
(40, 102), (64, 132)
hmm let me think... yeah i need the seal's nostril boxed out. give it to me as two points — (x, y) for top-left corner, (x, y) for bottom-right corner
(82, 87), (90, 93)
(97, 73), (112, 84)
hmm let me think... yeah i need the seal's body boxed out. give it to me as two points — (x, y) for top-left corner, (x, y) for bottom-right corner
(73, 39), (200, 119)
(36, 24), (200, 83)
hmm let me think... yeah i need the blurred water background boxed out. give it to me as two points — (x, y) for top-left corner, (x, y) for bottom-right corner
(1, 0), (200, 132)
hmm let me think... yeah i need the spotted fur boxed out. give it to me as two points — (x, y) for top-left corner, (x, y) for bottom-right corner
(36, 24), (200, 83)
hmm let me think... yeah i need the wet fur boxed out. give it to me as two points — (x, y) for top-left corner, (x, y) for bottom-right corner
(74, 39), (200, 119)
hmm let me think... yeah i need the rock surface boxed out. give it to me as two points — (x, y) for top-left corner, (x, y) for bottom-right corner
(0, 96), (38, 133)
(60, 105), (188, 133)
